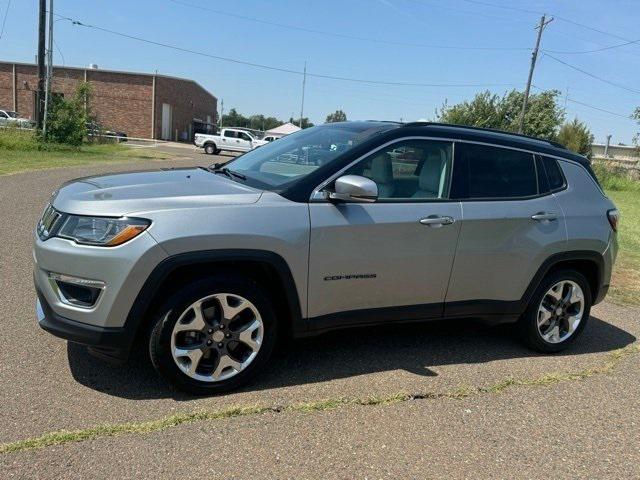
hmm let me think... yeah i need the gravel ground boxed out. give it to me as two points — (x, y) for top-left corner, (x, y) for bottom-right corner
(0, 155), (638, 478)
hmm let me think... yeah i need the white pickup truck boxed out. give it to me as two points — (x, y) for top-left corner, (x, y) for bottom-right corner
(194, 128), (268, 155)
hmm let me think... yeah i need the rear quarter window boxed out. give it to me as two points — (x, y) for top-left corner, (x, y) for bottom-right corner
(541, 156), (567, 191)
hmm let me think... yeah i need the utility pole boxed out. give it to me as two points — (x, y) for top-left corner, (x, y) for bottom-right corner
(36, 0), (46, 129)
(43, 0), (54, 137)
(299, 61), (307, 128)
(518, 14), (553, 134)
(219, 98), (224, 129)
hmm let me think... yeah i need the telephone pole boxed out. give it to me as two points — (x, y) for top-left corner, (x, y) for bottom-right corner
(36, 0), (46, 129)
(43, 0), (54, 137)
(299, 61), (307, 128)
(518, 14), (553, 134)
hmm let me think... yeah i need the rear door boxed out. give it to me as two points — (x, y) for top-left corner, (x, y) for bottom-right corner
(221, 129), (240, 151)
(444, 142), (566, 315)
(307, 139), (462, 327)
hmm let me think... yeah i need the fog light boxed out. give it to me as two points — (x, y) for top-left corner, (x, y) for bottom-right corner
(47, 272), (105, 308)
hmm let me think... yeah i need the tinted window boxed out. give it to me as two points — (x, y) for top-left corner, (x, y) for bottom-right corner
(542, 156), (566, 190)
(224, 130), (237, 138)
(344, 140), (453, 200)
(239, 132), (252, 141)
(453, 143), (537, 199)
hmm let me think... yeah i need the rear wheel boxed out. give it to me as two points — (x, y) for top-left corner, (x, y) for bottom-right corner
(204, 143), (218, 155)
(518, 269), (591, 352)
(149, 275), (277, 394)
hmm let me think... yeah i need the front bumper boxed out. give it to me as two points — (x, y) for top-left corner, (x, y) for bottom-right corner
(33, 228), (168, 361)
(36, 287), (131, 362)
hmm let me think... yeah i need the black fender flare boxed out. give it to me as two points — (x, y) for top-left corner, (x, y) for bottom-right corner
(124, 249), (303, 346)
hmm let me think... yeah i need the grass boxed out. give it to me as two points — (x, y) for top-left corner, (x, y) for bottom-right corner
(0, 128), (172, 175)
(593, 162), (640, 305)
(0, 343), (638, 455)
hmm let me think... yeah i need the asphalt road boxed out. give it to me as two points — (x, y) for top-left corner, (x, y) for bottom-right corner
(0, 153), (638, 478)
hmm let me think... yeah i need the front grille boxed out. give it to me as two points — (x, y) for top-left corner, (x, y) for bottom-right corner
(37, 204), (62, 240)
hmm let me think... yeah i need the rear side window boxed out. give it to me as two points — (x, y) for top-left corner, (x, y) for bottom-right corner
(541, 156), (566, 191)
(224, 130), (237, 138)
(451, 143), (538, 199)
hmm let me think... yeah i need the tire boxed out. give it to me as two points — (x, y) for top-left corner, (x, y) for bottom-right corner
(149, 274), (277, 395)
(204, 143), (218, 155)
(518, 269), (592, 353)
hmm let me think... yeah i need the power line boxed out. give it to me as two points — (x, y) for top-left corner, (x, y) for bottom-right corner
(545, 37), (640, 54)
(0, 0), (11, 41)
(57, 14), (519, 88)
(552, 14), (634, 43)
(168, 0), (530, 51)
(543, 52), (640, 95)
(459, 0), (636, 44)
(458, 0), (540, 16)
(531, 85), (634, 120)
(566, 97), (632, 119)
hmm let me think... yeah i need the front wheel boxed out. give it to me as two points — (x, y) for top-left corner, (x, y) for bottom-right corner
(518, 269), (591, 353)
(149, 275), (277, 394)
(204, 143), (218, 155)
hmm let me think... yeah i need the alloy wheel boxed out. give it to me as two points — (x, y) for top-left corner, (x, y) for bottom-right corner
(536, 280), (585, 344)
(170, 293), (264, 382)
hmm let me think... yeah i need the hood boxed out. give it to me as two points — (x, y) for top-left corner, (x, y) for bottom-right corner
(51, 167), (263, 216)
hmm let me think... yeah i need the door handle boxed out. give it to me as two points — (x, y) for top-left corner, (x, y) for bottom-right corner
(419, 215), (455, 227)
(531, 212), (558, 222)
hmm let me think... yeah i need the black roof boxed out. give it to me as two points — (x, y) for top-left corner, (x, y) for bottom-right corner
(396, 122), (589, 166)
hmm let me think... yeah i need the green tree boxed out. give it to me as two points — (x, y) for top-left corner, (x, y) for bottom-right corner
(46, 82), (91, 146)
(325, 109), (347, 123)
(438, 89), (565, 139)
(556, 118), (594, 158)
(222, 108), (249, 128)
(290, 116), (314, 129)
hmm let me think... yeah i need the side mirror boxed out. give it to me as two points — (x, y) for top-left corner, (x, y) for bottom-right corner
(327, 175), (378, 203)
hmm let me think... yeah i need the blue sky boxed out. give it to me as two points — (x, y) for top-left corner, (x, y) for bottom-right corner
(1, 0), (638, 143)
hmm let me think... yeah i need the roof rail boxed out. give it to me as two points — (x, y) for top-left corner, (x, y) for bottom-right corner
(401, 122), (568, 150)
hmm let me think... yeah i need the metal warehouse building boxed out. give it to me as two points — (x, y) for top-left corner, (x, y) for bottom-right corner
(0, 61), (217, 140)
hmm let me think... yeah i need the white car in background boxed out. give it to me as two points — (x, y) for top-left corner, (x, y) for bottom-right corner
(195, 128), (268, 155)
(0, 110), (32, 127)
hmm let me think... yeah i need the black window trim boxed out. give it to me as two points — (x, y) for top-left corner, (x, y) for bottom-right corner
(309, 136), (586, 203)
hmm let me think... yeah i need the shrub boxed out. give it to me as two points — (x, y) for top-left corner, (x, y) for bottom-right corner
(556, 118), (594, 158)
(46, 82), (91, 146)
(592, 161), (640, 192)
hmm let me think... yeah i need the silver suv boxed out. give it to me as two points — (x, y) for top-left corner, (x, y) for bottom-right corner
(34, 122), (619, 394)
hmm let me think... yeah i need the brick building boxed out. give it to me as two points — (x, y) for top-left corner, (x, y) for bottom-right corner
(0, 61), (217, 140)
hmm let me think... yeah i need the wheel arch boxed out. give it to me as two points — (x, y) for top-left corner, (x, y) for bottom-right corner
(523, 250), (604, 306)
(126, 249), (303, 347)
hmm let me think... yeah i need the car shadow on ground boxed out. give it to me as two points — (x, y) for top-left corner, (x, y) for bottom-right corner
(67, 314), (636, 401)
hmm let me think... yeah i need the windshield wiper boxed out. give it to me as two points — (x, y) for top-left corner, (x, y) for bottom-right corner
(212, 166), (246, 181)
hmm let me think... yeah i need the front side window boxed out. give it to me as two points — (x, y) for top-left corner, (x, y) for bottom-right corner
(343, 140), (453, 200)
(452, 143), (538, 199)
(239, 132), (252, 141)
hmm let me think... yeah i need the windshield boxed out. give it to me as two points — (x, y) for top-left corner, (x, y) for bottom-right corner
(223, 122), (397, 189)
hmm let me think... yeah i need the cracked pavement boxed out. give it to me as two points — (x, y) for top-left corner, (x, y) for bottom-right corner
(1, 155), (638, 479)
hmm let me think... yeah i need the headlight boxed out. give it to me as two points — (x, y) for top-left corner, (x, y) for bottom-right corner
(57, 215), (150, 246)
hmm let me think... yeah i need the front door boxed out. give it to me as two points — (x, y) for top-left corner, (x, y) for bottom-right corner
(161, 103), (172, 140)
(307, 139), (462, 328)
(237, 131), (253, 151)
